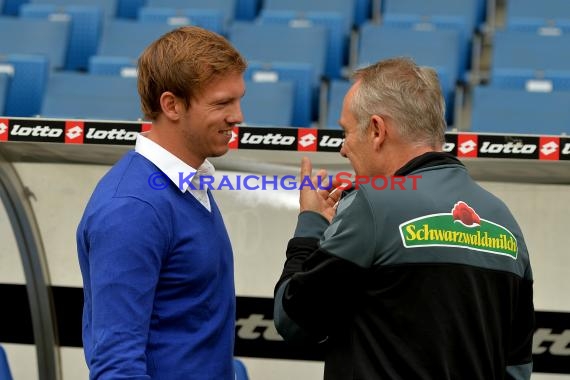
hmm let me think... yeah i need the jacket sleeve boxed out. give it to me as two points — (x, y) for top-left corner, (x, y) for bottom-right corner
(82, 197), (168, 380)
(505, 278), (535, 380)
(274, 190), (376, 342)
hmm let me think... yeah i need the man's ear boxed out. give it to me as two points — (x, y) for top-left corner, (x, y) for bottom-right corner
(160, 92), (181, 121)
(369, 114), (387, 150)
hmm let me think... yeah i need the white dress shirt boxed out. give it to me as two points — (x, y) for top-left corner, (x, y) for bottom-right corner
(135, 132), (214, 211)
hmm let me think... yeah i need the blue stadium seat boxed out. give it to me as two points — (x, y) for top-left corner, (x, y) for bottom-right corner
(470, 86), (570, 135)
(354, 0), (371, 27)
(0, 16), (70, 70)
(259, 10), (345, 79)
(116, 0), (145, 19)
(2, 0), (25, 16)
(262, 0), (353, 32)
(505, 0), (570, 32)
(325, 79), (351, 129)
(1, 54), (49, 117)
(241, 81), (295, 127)
(89, 20), (176, 75)
(260, 0), (353, 79)
(243, 62), (314, 128)
(41, 72), (142, 121)
(27, 0), (117, 18)
(357, 23), (459, 126)
(229, 22), (327, 127)
(139, 7), (225, 35)
(235, 0), (259, 20)
(490, 30), (570, 91)
(0, 345), (13, 380)
(260, 0), (371, 29)
(476, 0), (486, 27)
(383, 0), (480, 30)
(382, 0), (479, 80)
(20, 4), (103, 71)
(144, 0), (235, 33)
(0, 72), (8, 115)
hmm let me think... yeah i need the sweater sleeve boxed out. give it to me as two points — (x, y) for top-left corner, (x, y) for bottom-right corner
(82, 197), (169, 380)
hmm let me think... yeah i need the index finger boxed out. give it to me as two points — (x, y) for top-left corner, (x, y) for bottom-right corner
(300, 157), (312, 181)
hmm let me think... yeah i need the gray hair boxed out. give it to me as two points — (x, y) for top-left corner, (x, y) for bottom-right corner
(350, 57), (447, 148)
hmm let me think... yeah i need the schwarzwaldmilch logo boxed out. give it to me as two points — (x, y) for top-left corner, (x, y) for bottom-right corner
(452, 201), (481, 227)
(399, 201), (518, 259)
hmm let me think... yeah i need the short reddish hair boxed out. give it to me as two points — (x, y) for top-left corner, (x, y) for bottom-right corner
(138, 26), (247, 120)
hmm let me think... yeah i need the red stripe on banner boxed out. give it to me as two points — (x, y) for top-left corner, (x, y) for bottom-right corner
(0, 118), (9, 141)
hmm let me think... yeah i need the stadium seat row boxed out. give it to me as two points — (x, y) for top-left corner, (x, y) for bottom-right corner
(1, 0), (372, 25)
(1, 67), (568, 136)
(0, 71), (295, 128)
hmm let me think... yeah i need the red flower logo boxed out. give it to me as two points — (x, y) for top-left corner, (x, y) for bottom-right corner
(452, 201), (481, 227)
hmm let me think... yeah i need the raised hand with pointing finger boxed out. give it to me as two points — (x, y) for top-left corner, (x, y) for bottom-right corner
(299, 157), (343, 223)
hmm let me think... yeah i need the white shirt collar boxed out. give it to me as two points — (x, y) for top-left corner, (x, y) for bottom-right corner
(135, 132), (214, 210)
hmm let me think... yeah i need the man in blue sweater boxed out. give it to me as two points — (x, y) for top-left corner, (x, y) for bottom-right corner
(77, 26), (247, 379)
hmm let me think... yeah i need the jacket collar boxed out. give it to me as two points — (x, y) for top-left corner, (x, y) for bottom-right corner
(395, 151), (463, 176)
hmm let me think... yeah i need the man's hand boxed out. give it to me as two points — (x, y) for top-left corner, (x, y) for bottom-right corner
(299, 157), (343, 223)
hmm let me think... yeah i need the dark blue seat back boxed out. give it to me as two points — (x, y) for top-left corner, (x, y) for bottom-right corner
(471, 86), (570, 135)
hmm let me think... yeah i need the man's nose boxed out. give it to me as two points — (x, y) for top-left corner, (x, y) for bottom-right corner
(227, 103), (243, 125)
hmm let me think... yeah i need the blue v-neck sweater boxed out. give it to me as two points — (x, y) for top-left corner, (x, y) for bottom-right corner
(77, 151), (235, 380)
